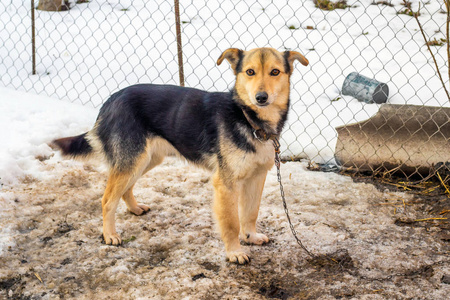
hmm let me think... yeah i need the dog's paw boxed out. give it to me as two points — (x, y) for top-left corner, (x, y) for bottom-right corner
(244, 233), (269, 245)
(103, 232), (122, 246)
(227, 250), (251, 264)
(129, 204), (150, 216)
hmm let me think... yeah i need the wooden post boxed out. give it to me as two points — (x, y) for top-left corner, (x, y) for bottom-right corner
(31, 0), (36, 75)
(174, 0), (184, 86)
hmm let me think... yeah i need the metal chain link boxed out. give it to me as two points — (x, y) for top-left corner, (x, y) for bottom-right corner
(273, 137), (315, 258)
(1, 1), (449, 179)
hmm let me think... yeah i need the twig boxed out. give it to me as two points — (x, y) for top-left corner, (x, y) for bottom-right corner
(421, 184), (440, 194)
(398, 181), (427, 189)
(381, 165), (402, 179)
(414, 217), (447, 222)
(414, 3), (450, 101)
(380, 180), (412, 190)
(436, 171), (450, 195)
(445, 0), (450, 91)
(34, 272), (44, 284)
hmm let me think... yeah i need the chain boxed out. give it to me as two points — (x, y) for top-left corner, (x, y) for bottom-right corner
(273, 138), (352, 265)
(273, 137), (450, 278)
(272, 138), (450, 277)
(272, 138), (316, 258)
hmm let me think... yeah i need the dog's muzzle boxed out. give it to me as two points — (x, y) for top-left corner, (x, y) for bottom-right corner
(255, 92), (269, 106)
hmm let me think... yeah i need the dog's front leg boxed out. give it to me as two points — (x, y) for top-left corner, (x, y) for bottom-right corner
(212, 170), (250, 264)
(239, 170), (269, 245)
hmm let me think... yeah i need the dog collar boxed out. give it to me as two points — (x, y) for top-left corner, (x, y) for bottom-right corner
(252, 128), (278, 142)
(241, 109), (278, 142)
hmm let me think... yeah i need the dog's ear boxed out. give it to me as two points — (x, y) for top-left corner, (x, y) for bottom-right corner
(217, 48), (244, 74)
(283, 51), (309, 75)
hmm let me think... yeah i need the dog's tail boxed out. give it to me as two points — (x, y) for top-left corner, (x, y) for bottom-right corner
(52, 133), (93, 158)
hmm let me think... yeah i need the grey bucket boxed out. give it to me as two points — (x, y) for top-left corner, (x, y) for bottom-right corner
(342, 72), (389, 104)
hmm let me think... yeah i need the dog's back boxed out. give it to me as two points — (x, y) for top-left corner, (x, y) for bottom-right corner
(91, 84), (220, 170)
(54, 84), (255, 171)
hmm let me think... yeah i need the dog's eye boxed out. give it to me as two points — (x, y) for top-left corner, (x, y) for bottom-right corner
(270, 69), (280, 76)
(246, 69), (255, 76)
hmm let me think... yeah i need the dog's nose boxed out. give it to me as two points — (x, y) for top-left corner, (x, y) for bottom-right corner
(255, 92), (268, 104)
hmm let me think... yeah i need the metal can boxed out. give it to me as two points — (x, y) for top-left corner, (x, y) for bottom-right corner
(342, 72), (389, 104)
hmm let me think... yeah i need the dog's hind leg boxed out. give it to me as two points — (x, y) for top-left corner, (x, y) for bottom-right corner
(239, 170), (269, 245)
(102, 149), (156, 245)
(122, 183), (150, 216)
(122, 154), (164, 215)
(212, 170), (250, 264)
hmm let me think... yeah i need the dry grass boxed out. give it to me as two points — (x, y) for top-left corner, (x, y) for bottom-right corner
(397, 0), (418, 16)
(374, 1), (394, 7)
(426, 38), (447, 46)
(313, 0), (349, 11)
(341, 163), (450, 198)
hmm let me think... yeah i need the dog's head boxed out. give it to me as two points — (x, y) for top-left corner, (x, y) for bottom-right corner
(217, 47), (308, 109)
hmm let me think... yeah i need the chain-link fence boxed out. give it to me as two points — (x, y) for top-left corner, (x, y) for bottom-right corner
(1, 0), (449, 180)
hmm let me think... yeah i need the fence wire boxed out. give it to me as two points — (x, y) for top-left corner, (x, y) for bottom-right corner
(1, 0), (449, 181)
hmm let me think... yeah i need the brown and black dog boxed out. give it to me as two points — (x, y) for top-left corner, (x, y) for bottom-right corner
(53, 48), (308, 264)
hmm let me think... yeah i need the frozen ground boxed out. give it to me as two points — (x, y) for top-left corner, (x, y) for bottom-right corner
(1, 151), (450, 299)
(0, 89), (449, 299)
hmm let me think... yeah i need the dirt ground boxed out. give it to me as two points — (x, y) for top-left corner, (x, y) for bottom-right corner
(1, 157), (449, 299)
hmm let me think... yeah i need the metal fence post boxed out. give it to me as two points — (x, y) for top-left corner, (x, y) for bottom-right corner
(174, 0), (184, 87)
(31, 0), (36, 75)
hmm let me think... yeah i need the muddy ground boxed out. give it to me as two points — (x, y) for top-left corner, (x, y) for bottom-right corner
(0, 157), (449, 299)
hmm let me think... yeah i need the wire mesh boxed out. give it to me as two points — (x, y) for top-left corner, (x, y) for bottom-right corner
(1, 0), (449, 180)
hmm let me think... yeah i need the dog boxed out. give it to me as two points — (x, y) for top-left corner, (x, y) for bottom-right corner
(53, 47), (308, 264)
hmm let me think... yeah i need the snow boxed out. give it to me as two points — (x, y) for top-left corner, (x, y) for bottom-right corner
(1, 0), (449, 164)
(1, 0), (450, 298)
(0, 87), (98, 186)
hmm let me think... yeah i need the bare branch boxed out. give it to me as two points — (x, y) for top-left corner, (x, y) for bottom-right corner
(445, 0), (450, 94)
(414, 3), (450, 101)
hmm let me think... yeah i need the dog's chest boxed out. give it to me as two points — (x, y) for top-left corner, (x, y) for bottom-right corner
(229, 141), (275, 179)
